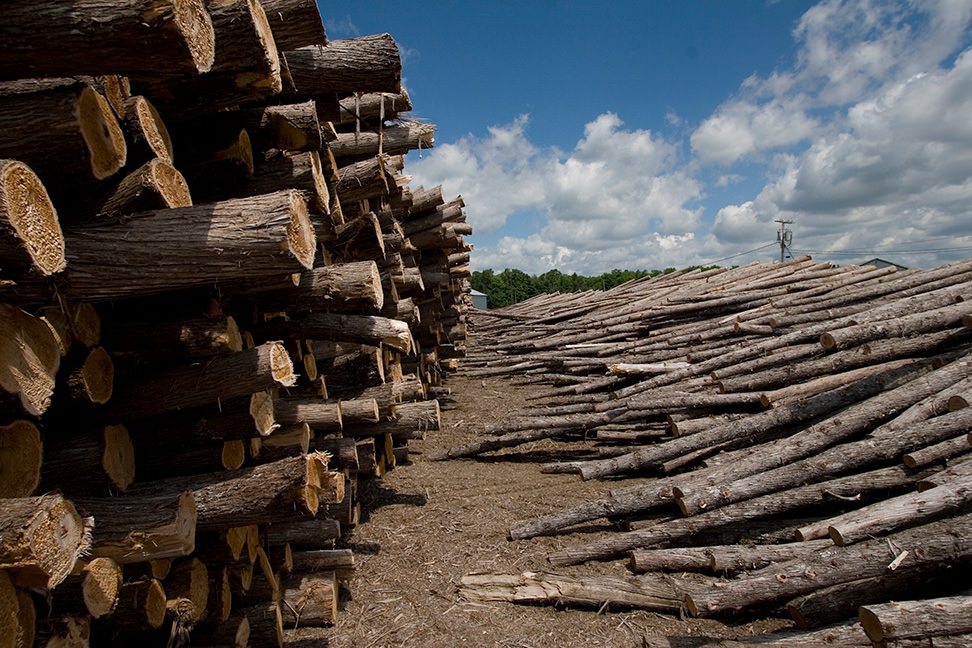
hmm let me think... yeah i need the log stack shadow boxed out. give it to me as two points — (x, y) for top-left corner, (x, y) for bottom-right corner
(0, 2), (470, 645)
(446, 257), (972, 645)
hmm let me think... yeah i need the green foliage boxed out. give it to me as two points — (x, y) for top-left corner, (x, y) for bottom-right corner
(471, 266), (717, 309)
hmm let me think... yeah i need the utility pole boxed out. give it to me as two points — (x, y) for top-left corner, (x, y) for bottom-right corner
(775, 219), (793, 263)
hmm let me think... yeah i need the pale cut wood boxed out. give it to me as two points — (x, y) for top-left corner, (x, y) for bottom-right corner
(0, 303), (60, 415)
(0, 159), (65, 277)
(0, 494), (92, 588)
(280, 572), (338, 626)
(52, 557), (122, 618)
(859, 595), (972, 644)
(0, 1), (215, 78)
(58, 190), (315, 301)
(92, 157), (191, 219)
(0, 419), (42, 497)
(41, 424), (134, 494)
(165, 557), (209, 623)
(120, 96), (173, 166)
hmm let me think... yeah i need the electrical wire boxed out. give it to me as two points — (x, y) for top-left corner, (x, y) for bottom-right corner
(794, 245), (972, 256)
(700, 242), (778, 266)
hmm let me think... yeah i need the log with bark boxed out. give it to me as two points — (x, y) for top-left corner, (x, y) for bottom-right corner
(41, 424), (134, 494)
(50, 557), (122, 619)
(859, 595), (972, 645)
(285, 34), (402, 97)
(265, 312), (413, 352)
(76, 491), (196, 563)
(87, 157), (192, 221)
(236, 260), (384, 314)
(261, 0), (327, 50)
(102, 315), (243, 363)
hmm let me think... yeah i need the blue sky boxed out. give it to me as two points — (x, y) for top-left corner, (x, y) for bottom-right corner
(320, 1), (972, 273)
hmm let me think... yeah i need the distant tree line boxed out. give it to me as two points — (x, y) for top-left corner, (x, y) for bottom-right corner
(470, 267), (681, 309)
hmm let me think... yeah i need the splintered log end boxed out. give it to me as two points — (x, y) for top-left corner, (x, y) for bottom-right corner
(249, 390), (278, 436)
(368, 261), (385, 311)
(0, 495), (92, 589)
(0, 303), (60, 416)
(269, 341), (297, 387)
(286, 191), (316, 269)
(78, 87), (127, 179)
(81, 557), (123, 618)
(0, 420), (42, 498)
(244, 0), (283, 94)
(126, 97), (173, 163)
(309, 150), (330, 211)
(0, 159), (65, 275)
(167, 0), (216, 72)
(103, 424), (136, 492)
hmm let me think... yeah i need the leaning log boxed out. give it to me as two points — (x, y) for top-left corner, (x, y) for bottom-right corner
(0, 494), (92, 588)
(859, 595), (972, 645)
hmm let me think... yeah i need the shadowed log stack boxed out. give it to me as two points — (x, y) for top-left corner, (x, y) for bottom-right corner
(0, 3), (468, 645)
(444, 257), (972, 645)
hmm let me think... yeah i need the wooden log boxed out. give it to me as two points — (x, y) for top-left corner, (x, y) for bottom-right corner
(77, 491), (196, 564)
(193, 609), (249, 647)
(0, 159), (65, 278)
(0, 303), (61, 415)
(197, 149), (328, 210)
(683, 513), (972, 617)
(165, 557), (209, 623)
(62, 345), (114, 404)
(0, 83), (126, 192)
(238, 260), (384, 313)
(240, 601), (283, 648)
(102, 342), (295, 423)
(88, 158), (191, 221)
(51, 557), (122, 618)
(0, 419), (42, 497)
(106, 578), (167, 630)
(273, 395), (343, 431)
(459, 571), (683, 612)
(57, 190), (315, 301)
(814, 473), (972, 545)
(859, 595), (972, 644)
(119, 96), (173, 167)
(285, 34), (401, 97)
(127, 453), (332, 530)
(335, 91), (412, 126)
(249, 423), (310, 463)
(261, 0), (327, 49)
(629, 540), (833, 574)
(41, 424), (134, 494)
(0, 494), (91, 588)
(820, 301), (971, 350)
(265, 518), (341, 549)
(266, 312), (412, 352)
(320, 212), (386, 263)
(103, 315), (242, 363)
(280, 572), (338, 627)
(0, 2), (215, 79)
(240, 101), (322, 152)
(339, 398), (380, 424)
(328, 122), (435, 160)
(903, 434), (971, 468)
(290, 549), (354, 579)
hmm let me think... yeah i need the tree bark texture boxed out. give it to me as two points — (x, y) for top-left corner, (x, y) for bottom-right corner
(285, 34), (401, 97)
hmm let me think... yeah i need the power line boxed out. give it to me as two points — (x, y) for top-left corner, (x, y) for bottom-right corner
(700, 242), (778, 266)
(794, 245), (972, 256)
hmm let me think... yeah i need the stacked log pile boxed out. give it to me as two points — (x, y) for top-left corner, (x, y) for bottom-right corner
(0, 2), (469, 645)
(444, 256), (972, 645)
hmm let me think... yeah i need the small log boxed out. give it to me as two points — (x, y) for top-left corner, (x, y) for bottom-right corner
(265, 518), (341, 549)
(280, 572), (338, 627)
(0, 83), (126, 189)
(249, 423), (310, 463)
(261, 0), (327, 50)
(240, 100), (322, 152)
(58, 190), (315, 302)
(197, 149), (328, 210)
(290, 549), (354, 579)
(0, 159), (65, 277)
(460, 571), (683, 612)
(103, 315), (242, 363)
(41, 424), (135, 494)
(629, 540), (832, 575)
(51, 557), (122, 618)
(238, 260), (383, 314)
(321, 212), (386, 263)
(165, 558), (209, 624)
(328, 122), (435, 160)
(0, 419), (42, 497)
(64, 345), (114, 404)
(339, 398), (380, 424)
(90, 158), (192, 220)
(859, 595), (972, 644)
(107, 578), (167, 630)
(273, 395), (343, 432)
(334, 154), (400, 203)
(267, 312), (412, 352)
(240, 601), (283, 648)
(335, 91), (412, 125)
(903, 435), (971, 468)
(119, 96), (173, 166)
(0, 303), (61, 415)
(102, 342), (295, 423)
(820, 301), (971, 350)
(286, 34), (401, 97)
(0, 1), (215, 78)
(0, 494), (92, 588)
(77, 491), (196, 564)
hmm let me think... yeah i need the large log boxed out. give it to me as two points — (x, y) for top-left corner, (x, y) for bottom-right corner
(41, 424), (135, 494)
(273, 395), (343, 432)
(102, 342), (295, 422)
(280, 572), (338, 627)
(240, 101), (322, 152)
(334, 154), (399, 203)
(820, 301), (971, 350)
(76, 491), (196, 563)
(334, 91), (413, 125)
(89, 158), (192, 221)
(57, 190), (315, 301)
(237, 260), (384, 313)
(107, 578), (168, 631)
(195, 150), (328, 210)
(0, 159), (65, 278)
(260, 0), (327, 49)
(0, 83), (127, 190)
(328, 122), (435, 160)
(265, 518), (341, 549)
(0, 303), (61, 415)
(0, 494), (92, 588)
(0, 419), (42, 498)
(683, 513), (972, 617)
(859, 595), (972, 644)
(51, 557), (122, 619)
(0, 1), (215, 79)
(285, 34), (401, 97)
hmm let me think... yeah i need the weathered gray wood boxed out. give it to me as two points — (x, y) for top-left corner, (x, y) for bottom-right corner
(285, 34), (401, 97)
(859, 595), (972, 644)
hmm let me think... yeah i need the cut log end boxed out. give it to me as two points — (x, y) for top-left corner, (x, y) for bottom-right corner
(144, 579), (167, 629)
(858, 606), (884, 642)
(170, 0), (217, 73)
(128, 97), (173, 163)
(76, 346), (114, 403)
(78, 87), (127, 180)
(269, 342), (297, 387)
(221, 440), (246, 470)
(0, 159), (65, 275)
(103, 424), (136, 491)
(250, 390), (278, 436)
(245, 0), (283, 93)
(0, 420), (42, 497)
(82, 557), (122, 618)
(286, 191), (316, 269)
(819, 332), (837, 350)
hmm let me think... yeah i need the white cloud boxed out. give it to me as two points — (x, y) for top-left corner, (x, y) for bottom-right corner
(324, 16), (360, 39)
(691, 97), (819, 165)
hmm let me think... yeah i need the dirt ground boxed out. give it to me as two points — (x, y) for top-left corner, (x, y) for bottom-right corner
(329, 345), (788, 647)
